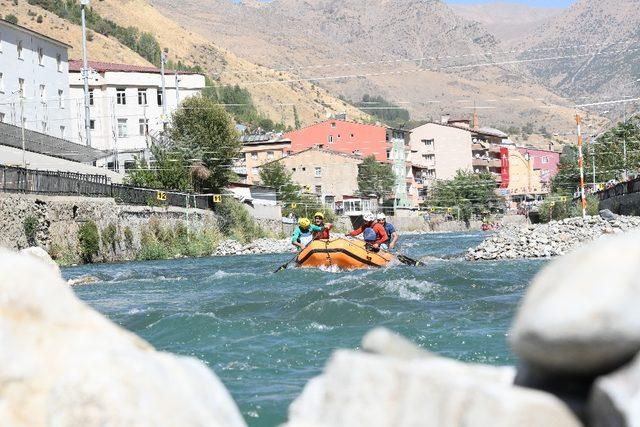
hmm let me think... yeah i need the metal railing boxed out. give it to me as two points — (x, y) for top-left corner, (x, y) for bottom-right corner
(0, 165), (212, 210)
(595, 177), (640, 201)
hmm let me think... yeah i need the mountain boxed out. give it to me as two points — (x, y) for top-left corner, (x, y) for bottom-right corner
(3, 0), (368, 127)
(450, 2), (562, 46)
(520, 0), (640, 110)
(150, 0), (583, 135)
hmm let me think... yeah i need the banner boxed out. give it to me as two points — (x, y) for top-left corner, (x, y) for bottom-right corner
(500, 147), (510, 189)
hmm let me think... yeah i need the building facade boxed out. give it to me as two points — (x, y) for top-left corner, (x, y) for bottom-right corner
(236, 134), (292, 184)
(68, 60), (205, 171)
(507, 147), (545, 200)
(0, 19), (72, 139)
(517, 147), (560, 191)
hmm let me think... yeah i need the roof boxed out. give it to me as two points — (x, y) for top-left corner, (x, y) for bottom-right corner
(239, 133), (291, 145)
(260, 146), (364, 168)
(412, 121), (509, 139)
(68, 60), (202, 75)
(286, 118), (387, 136)
(0, 18), (72, 49)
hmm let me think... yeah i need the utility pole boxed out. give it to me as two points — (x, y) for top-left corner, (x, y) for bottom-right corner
(590, 138), (597, 192)
(576, 114), (587, 218)
(623, 105), (628, 180)
(175, 71), (180, 105)
(19, 92), (26, 168)
(160, 49), (168, 130)
(80, 0), (92, 147)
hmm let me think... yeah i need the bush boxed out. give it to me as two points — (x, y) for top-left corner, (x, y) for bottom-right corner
(138, 219), (222, 260)
(23, 216), (38, 245)
(214, 198), (268, 243)
(5, 14), (18, 24)
(538, 194), (599, 223)
(78, 221), (100, 263)
(36, 14), (43, 23)
(124, 226), (134, 249)
(101, 223), (119, 252)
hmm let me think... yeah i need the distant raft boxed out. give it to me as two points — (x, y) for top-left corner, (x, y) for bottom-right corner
(296, 238), (395, 270)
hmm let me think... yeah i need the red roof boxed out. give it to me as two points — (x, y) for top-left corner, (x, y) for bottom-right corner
(68, 60), (200, 75)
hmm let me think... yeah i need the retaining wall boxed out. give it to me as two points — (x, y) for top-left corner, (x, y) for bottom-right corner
(599, 193), (640, 216)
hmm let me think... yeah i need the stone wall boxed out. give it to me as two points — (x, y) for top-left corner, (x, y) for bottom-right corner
(599, 192), (640, 216)
(0, 193), (219, 263)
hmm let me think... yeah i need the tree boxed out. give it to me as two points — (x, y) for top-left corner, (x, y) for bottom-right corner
(136, 32), (161, 65)
(426, 170), (501, 222)
(357, 156), (395, 200)
(169, 96), (240, 191)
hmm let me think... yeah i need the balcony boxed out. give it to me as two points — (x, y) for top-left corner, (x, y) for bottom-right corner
(472, 158), (490, 167)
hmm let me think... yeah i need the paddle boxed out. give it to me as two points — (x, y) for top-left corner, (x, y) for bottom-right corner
(274, 250), (300, 273)
(396, 253), (423, 267)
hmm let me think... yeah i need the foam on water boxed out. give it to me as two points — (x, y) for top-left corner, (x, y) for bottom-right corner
(64, 232), (546, 427)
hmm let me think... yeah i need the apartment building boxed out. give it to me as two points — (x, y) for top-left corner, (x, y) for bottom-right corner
(68, 60), (205, 171)
(236, 133), (292, 184)
(0, 19), (72, 139)
(517, 147), (560, 190)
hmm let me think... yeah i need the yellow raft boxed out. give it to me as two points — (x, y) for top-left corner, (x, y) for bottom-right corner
(296, 238), (394, 270)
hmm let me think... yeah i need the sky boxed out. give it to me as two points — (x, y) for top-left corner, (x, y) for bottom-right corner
(444, 0), (574, 7)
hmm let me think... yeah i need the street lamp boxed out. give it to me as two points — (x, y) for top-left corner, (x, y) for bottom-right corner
(160, 48), (168, 129)
(80, 0), (92, 147)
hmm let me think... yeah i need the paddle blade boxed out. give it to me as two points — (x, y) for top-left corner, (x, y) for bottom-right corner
(397, 254), (422, 266)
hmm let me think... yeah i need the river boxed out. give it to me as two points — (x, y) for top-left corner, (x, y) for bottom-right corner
(63, 232), (547, 426)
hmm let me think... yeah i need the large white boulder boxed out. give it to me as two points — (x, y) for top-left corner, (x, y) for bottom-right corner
(510, 232), (640, 375)
(589, 352), (640, 427)
(286, 331), (579, 427)
(0, 249), (246, 427)
(19, 246), (60, 276)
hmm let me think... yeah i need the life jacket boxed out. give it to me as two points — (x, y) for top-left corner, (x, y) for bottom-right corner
(298, 227), (314, 247)
(314, 227), (330, 240)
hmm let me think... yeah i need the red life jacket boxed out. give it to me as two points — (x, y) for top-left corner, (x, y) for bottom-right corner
(314, 227), (330, 240)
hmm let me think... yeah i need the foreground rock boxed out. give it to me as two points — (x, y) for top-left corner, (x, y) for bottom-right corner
(0, 249), (246, 427)
(286, 329), (579, 427)
(467, 215), (640, 260)
(211, 238), (294, 257)
(19, 246), (60, 275)
(590, 352), (640, 427)
(510, 232), (640, 376)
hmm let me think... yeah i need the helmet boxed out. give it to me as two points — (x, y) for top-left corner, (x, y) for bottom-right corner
(363, 212), (375, 222)
(299, 218), (311, 228)
(376, 213), (386, 221)
(313, 212), (325, 220)
(363, 227), (377, 242)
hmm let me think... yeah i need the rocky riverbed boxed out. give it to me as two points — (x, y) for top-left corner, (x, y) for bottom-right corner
(211, 238), (294, 257)
(466, 213), (640, 260)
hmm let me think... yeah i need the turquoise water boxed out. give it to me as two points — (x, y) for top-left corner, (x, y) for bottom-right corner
(64, 233), (546, 426)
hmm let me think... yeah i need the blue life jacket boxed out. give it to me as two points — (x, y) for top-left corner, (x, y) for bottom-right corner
(363, 227), (377, 242)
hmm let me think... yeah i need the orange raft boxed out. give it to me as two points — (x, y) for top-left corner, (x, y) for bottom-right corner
(296, 238), (394, 270)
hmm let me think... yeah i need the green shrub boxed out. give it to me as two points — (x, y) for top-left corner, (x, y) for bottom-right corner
(49, 242), (80, 266)
(101, 223), (118, 252)
(5, 14), (18, 24)
(214, 198), (268, 243)
(23, 216), (38, 245)
(36, 14), (43, 23)
(538, 194), (599, 223)
(138, 241), (170, 261)
(124, 226), (134, 249)
(78, 221), (100, 263)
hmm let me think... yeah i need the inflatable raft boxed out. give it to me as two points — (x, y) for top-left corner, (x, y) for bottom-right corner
(296, 238), (394, 270)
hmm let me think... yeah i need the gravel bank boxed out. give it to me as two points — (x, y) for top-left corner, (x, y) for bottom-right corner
(466, 214), (640, 260)
(211, 238), (294, 257)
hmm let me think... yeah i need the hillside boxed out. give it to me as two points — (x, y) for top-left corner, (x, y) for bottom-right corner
(2, 0), (368, 127)
(150, 0), (586, 135)
(450, 2), (562, 46)
(520, 0), (640, 112)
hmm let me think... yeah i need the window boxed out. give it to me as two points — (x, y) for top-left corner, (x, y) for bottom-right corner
(18, 78), (25, 97)
(267, 151), (274, 160)
(157, 89), (163, 106)
(124, 160), (136, 171)
(60, 126), (66, 138)
(422, 154), (435, 165)
(17, 40), (23, 59)
(251, 152), (258, 160)
(39, 85), (46, 104)
(88, 89), (94, 106)
(252, 167), (259, 175)
(58, 89), (64, 108)
(116, 88), (126, 105)
(315, 185), (322, 194)
(89, 120), (96, 130)
(331, 122), (336, 128)
(139, 118), (149, 135)
(542, 156), (549, 164)
(56, 54), (62, 72)
(328, 135), (333, 144)
(422, 139), (434, 148)
(386, 149), (391, 160)
(314, 167), (322, 177)
(350, 133), (354, 138)
(137, 88), (147, 105)
(301, 167), (306, 171)
(292, 168), (296, 172)
(0, 72), (4, 93)
(38, 47), (44, 66)
(41, 121), (47, 132)
(0, 112), (5, 123)
(117, 119), (128, 138)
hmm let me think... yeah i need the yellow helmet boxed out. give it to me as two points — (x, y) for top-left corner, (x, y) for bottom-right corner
(299, 218), (311, 228)
(313, 212), (325, 220)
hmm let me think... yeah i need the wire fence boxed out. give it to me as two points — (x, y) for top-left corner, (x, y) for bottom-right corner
(0, 164), (213, 209)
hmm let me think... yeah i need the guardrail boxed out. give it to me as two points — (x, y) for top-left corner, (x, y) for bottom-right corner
(0, 164), (212, 210)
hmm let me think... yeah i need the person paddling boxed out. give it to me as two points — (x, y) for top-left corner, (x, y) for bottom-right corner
(292, 218), (326, 250)
(312, 212), (333, 240)
(377, 213), (398, 250)
(345, 212), (388, 250)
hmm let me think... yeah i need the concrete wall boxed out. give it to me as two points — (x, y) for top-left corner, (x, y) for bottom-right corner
(410, 123), (473, 181)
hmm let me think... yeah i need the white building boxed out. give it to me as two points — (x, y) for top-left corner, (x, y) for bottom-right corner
(68, 60), (205, 171)
(0, 19), (73, 139)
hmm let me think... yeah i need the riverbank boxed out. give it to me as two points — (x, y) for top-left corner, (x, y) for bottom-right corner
(466, 212), (640, 260)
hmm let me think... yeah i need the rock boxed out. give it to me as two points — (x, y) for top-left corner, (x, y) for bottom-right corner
(510, 232), (640, 376)
(600, 210), (618, 221)
(19, 246), (59, 276)
(361, 327), (433, 360)
(0, 249), (246, 427)
(589, 352), (640, 427)
(286, 349), (579, 427)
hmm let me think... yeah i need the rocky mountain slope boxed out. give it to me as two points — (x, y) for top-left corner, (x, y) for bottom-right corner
(2, 0), (368, 127)
(520, 0), (640, 112)
(150, 0), (585, 134)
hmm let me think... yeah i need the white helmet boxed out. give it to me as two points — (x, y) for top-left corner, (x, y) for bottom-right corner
(376, 213), (386, 221)
(363, 212), (375, 222)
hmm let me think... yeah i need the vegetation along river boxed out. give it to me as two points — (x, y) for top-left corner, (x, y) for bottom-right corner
(63, 232), (547, 426)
